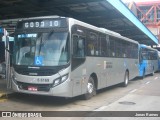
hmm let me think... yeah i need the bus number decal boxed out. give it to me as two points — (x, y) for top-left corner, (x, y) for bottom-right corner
(24, 20), (60, 28)
(105, 61), (112, 69)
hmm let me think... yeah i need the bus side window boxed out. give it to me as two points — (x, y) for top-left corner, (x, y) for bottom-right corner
(87, 32), (98, 56)
(73, 35), (85, 58)
(77, 38), (85, 57)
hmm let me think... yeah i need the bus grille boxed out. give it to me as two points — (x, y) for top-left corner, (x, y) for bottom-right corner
(15, 69), (56, 76)
(17, 82), (52, 92)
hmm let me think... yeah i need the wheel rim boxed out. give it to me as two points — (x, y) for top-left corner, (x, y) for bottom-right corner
(87, 82), (94, 94)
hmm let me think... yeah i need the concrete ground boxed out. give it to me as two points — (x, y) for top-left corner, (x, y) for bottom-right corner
(0, 73), (160, 120)
(0, 78), (11, 98)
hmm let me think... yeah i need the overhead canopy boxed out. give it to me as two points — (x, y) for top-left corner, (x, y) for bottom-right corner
(0, 0), (158, 45)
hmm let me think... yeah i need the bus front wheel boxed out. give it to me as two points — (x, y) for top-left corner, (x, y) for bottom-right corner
(83, 77), (96, 100)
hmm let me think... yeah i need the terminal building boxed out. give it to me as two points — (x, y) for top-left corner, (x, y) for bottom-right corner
(0, 0), (159, 74)
(0, 0), (159, 66)
(0, 0), (159, 45)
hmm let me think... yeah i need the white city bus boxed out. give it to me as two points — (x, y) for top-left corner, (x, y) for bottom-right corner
(12, 16), (139, 99)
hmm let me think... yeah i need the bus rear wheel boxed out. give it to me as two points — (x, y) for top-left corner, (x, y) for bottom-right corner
(142, 69), (145, 79)
(151, 67), (154, 76)
(122, 71), (129, 87)
(83, 77), (96, 100)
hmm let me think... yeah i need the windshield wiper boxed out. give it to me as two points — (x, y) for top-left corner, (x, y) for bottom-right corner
(47, 30), (54, 39)
(38, 36), (43, 55)
(36, 30), (55, 56)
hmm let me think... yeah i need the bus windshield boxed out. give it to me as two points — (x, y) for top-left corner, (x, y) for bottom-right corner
(14, 32), (69, 66)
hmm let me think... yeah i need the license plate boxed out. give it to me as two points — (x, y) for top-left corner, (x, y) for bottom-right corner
(28, 86), (38, 91)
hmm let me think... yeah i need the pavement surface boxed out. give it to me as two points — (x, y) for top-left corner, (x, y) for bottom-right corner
(0, 74), (160, 120)
(94, 76), (160, 111)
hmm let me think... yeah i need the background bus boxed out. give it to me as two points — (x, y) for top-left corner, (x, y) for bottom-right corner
(12, 16), (139, 99)
(0, 36), (14, 78)
(158, 51), (160, 71)
(139, 44), (158, 78)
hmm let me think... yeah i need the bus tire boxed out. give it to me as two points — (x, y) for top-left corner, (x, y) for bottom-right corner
(83, 77), (96, 100)
(151, 67), (154, 76)
(142, 69), (145, 79)
(122, 71), (129, 87)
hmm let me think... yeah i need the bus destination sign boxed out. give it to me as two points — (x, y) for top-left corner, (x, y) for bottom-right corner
(22, 20), (62, 29)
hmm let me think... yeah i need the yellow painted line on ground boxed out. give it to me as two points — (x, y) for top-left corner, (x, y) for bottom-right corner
(0, 91), (8, 98)
(0, 93), (5, 97)
(0, 92), (8, 102)
(0, 98), (8, 102)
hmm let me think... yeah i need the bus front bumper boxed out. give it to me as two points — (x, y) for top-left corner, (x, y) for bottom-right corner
(12, 79), (73, 97)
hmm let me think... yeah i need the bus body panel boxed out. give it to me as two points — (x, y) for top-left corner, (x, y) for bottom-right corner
(71, 57), (139, 96)
(12, 66), (74, 97)
(69, 19), (139, 97)
(158, 52), (160, 71)
(12, 77), (73, 97)
(12, 16), (139, 98)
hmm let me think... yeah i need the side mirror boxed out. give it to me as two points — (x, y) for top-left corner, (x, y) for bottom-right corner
(0, 35), (3, 41)
(0, 28), (4, 41)
(5, 36), (12, 55)
(5, 48), (11, 53)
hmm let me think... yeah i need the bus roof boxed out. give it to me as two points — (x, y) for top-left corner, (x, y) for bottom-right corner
(140, 44), (158, 51)
(18, 16), (63, 21)
(16, 16), (139, 45)
(70, 18), (139, 45)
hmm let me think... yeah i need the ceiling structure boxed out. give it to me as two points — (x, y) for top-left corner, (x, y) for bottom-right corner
(0, 0), (158, 45)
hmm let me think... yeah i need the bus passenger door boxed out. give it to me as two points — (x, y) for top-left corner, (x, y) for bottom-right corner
(71, 34), (86, 96)
(5, 36), (12, 89)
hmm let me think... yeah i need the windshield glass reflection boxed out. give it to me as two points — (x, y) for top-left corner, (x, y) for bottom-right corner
(14, 32), (69, 66)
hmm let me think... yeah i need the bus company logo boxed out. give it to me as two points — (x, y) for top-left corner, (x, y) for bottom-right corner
(106, 62), (113, 68)
(2, 112), (12, 117)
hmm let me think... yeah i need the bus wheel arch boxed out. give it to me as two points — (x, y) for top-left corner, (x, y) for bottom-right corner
(83, 73), (97, 100)
(90, 73), (98, 90)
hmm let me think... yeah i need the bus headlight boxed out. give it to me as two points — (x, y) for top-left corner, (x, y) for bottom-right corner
(53, 74), (69, 87)
(61, 74), (69, 82)
(12, 75), (17, 84)
(54, 78), (61, 87)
